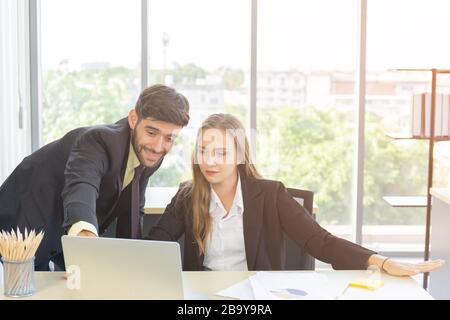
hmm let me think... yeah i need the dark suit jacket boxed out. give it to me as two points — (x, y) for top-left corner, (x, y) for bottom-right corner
(146, 173), (376, 271)
(0, 118), (161, 268)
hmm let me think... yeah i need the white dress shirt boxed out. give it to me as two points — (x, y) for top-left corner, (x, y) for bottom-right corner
(203, 175), (248, 271)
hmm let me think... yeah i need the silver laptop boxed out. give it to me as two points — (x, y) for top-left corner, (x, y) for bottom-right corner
(61, 235), (184, 299)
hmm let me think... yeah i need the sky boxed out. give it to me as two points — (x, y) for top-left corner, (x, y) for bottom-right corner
(41, 0), (450, 72)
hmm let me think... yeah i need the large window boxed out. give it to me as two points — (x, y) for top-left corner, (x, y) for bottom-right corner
(31, 0), (450, 259)
(40, 0), (251, 187)
(364, 0), (450, 254)
(41, 0), (141, 144)
(257, 0), (358, 232)
(147, 0), (250, 187)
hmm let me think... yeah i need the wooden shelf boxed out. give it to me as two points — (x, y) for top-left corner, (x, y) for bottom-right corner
(386, 67), (448, 289)
(385, 133), (450, 142)
(383, 196), (427, 207)
(393, 68), (450, 74)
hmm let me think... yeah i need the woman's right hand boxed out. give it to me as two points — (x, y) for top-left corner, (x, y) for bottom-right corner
(382, 258), (445, 277)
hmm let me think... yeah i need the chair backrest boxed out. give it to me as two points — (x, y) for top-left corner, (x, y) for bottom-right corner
(283, 187), (315, 270)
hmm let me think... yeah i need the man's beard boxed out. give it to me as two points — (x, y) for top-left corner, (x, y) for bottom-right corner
(131, 129), (165, 168)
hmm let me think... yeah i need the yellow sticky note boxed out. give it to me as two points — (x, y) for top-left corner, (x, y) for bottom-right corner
(349, 278), (384, 290)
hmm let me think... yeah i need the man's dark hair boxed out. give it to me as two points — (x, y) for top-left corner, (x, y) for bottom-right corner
(135, 84), (190, 126)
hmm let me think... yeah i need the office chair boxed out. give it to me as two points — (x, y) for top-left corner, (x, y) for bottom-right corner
(284, 187), (316, 271)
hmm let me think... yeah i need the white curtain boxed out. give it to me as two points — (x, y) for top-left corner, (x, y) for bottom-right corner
(0, 0), (31, 184)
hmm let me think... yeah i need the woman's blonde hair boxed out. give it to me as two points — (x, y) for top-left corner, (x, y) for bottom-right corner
(189, 113), (261, 255)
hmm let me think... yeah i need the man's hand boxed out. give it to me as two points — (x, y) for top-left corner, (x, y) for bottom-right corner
(76, 230), (98, 237)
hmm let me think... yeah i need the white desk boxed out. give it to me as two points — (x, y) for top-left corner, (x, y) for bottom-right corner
(144, 187), (178, 214)
(429, 188), (450, 300)
(0, 270), (432, 300)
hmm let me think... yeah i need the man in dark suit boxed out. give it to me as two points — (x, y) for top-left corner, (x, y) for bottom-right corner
(0, 84), (189, 271)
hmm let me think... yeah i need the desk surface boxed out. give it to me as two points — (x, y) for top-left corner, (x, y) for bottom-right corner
(144, 187), (177, 214)
(0, 270), (432, 300)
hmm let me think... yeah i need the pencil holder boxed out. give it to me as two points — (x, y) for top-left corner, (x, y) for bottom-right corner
(1, 256), (35, 297)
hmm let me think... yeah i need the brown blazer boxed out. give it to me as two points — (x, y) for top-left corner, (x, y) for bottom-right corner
(146, 173), (376, 271)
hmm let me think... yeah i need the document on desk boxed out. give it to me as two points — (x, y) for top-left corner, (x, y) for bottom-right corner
(249, 272), (334, 300)
(216, 278), (255, 300)
(216, 272), (339, 300)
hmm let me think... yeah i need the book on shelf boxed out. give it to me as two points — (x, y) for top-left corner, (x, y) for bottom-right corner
(443, 94), (450, 137)
(412, 94), (422, 137)
(435, 93), (443, 138)
(424, 93), (431, 137)
(411, 92), (450, 138)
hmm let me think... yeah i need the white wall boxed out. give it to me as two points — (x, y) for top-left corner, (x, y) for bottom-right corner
(0, 0), (31, 184)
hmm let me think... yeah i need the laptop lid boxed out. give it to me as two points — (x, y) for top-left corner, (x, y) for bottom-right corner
(61, 235), (184, 299)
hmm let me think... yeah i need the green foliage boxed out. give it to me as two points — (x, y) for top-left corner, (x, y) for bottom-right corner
(257, 106), (354, 224)
(256, 106), (428, 225)
(170, 63), (206, 85)
(224, 103), (248, 125)
(363, 113), (428, 225)
(42, 67), (139, 143)
(221, 68), (245, 90)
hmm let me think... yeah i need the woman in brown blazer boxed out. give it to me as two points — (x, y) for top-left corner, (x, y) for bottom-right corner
(147, 114), (444, 275)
